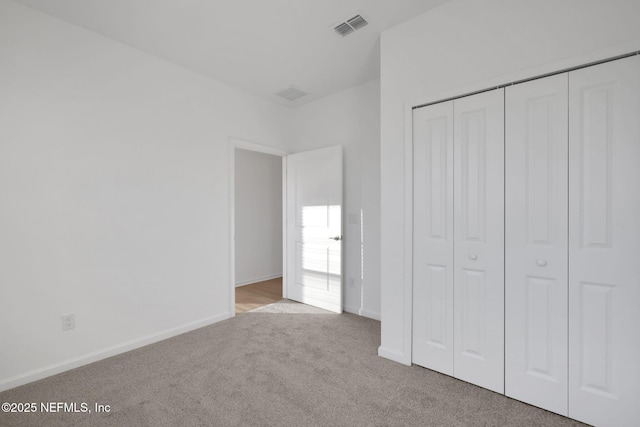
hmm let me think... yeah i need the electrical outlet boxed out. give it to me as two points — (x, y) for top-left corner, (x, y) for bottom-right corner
(61, 314), (75, 331)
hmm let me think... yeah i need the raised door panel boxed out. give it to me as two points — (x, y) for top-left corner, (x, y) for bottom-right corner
(505, 74), (569, 415)
(412, 102), (455, 375)
(569, 55), (640, 427)
(453, 89), (504, 393)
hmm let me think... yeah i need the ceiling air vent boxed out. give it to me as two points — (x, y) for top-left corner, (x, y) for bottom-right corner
(333, 14), (368, 37)
(347, 15), (368, 30)
(276, 86), (307, 101)
(334, 22), (354, 37)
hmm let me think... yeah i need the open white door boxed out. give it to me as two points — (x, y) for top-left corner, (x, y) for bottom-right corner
(286, 146), (342, 313)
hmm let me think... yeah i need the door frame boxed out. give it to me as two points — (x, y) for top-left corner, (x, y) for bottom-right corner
(228, 137), (288, 317)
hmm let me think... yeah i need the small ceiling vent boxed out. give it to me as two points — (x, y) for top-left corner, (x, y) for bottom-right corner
(333, 14), (368, 37)
(276, 86), (307, 101)
(347, 15), (368, 30)
(334, 22), (354, 37)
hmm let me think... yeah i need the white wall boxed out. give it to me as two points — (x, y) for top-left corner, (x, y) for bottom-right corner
(289, 79), (381, 320)
(234, 149), (282, 286)
(379, 0), (640, 364)
(0, 0), (289, 391)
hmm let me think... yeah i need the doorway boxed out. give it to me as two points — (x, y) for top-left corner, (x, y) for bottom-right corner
(229, 139), (344, 316)
(229, 139), (287, 315)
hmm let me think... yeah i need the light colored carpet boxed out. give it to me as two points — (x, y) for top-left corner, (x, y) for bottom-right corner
(248, 299), (334, 314)
(0, 302), (586, 427)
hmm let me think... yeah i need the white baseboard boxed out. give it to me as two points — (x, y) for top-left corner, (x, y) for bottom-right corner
(343, 305), (360, 316)
(378, 346), (411, 366)
(359, 308), (381, 321)
(0, 312), (231, 393)
(235, 273), (282, 287)
(344, 305), (381, 321)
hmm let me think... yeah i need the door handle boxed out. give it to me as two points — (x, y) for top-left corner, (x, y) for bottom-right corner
(329, 236), (342, 241)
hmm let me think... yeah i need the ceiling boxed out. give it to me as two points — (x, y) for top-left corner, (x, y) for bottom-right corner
(13, 0), (451, 107)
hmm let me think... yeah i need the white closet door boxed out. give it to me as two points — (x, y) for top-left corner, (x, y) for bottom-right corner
(568, 55), (640, 427)
(412, 101), (454, 375)
(453, 89), (505, 393)
(505, 74), (569, 414)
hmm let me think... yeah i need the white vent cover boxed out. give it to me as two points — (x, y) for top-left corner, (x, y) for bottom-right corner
(333, 14), (368, 37)
(276, 86), (307, 101)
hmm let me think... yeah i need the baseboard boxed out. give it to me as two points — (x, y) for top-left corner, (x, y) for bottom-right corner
(0, 312), (231, 393)
(359, 308), (381, 321)
(235, 273), (282, 287)
(344, 305), (381, 321)
(343, 305), (360, 316)
(378, 346), (411, 366)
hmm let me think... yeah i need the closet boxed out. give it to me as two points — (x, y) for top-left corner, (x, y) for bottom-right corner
(567, 56), (640, 427)
(504, 73), (569, 415)
(412, 88), (504, 393)
(412, 54), (640, 427)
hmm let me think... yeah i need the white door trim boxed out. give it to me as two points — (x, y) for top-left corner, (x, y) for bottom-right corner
(228, 138), (288, 317)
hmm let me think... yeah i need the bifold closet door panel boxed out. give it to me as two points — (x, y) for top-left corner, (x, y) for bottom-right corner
(412, 102), (453, 375)
(568, 55), (640, 427)
(505, 74), (569, 415)
(453, 89), (505, 394)
(412, 102), (455, 375)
